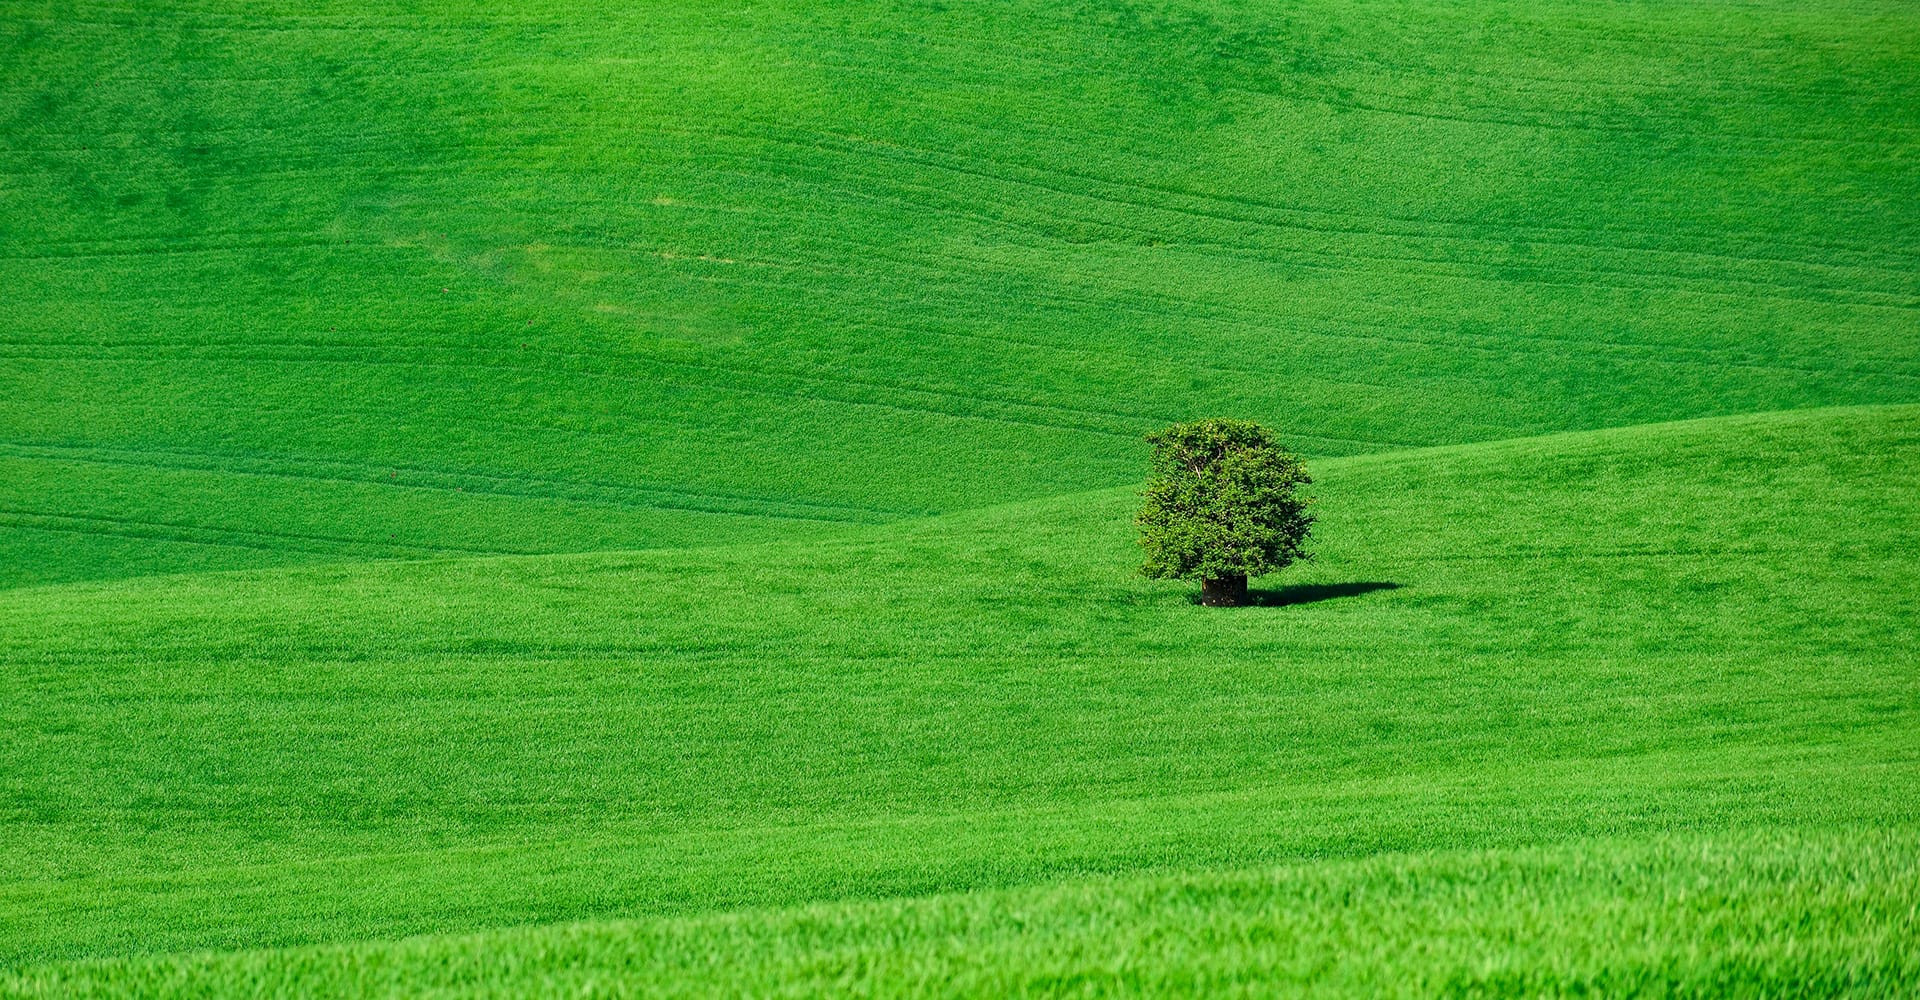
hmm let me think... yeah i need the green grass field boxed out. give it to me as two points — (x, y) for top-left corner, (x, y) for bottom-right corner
(3, 0), (1917, 994)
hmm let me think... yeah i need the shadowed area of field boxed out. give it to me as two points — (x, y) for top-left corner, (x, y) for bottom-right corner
(1240, 581), (1400, 606)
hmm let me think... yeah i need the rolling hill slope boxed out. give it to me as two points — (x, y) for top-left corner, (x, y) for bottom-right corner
(11, 830), (1918, 997)
(4, 0), (1918, 586)
(3, 405), (1915, 982)
(4, 0), (1919, 992)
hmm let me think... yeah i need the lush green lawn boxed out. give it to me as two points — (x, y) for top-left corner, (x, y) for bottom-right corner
(3, 0), (1917, 586)
(9, 830), (1917, 998)
(3, 406), (1916, 988)
(3, 0), (1918, 993)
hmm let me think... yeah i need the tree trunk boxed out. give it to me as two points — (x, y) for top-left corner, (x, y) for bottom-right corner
(1200, 575), (1249, 607)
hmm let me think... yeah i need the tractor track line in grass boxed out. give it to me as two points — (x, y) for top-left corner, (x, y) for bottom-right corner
(8, 343), (1417, 451)
(0, 240), (343, 263)
(0, 497), (555, 552)
(605, 121), (1920, 269)
(19, 349), (1155, 441)
(497, 221), (1916, 381)
(0, 227), (319, 252)
(780, 241), (1920, 381)
(714, 122), (1920, 287)
(0, 509), (512, 560)
(29, 317), (1914, 452)
(511, 202), (1919, 355)
(665, 222), (1920, 347)
(730, 157), (1917, 292)
(831, 142), (1920, 281)
(0, 442), (908, 525)
(881, 305), (1920, 387)
(8, 350), (1151, 451)
(10, 338), (1183, 437)
(1280, 86), (1920, 147)
(858, 267), (1918, 388)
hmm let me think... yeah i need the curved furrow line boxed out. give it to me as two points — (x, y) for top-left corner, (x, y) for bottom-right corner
(623, 234), (1920, 384)
(665, 136), (1920, 308)
(1286, 89), (1920, 146)
(718, 121), (1920, 272)
(0, 508), (519, 558)
(0, 443), (902, 526)
(8, 346), (1156, 443)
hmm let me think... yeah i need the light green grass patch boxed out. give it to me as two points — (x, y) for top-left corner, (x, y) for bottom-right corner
(3, 406), (1915, 973)
(7, 829), (1915, 998)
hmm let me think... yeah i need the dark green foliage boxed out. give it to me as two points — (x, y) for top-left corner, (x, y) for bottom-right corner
(1138, 419), (1314, 584)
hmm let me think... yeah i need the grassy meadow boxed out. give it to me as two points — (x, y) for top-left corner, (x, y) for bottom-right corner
(2, 0), (1917, 994)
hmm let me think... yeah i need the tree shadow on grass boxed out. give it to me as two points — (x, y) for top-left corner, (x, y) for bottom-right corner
(1236, 581), (1401, 607)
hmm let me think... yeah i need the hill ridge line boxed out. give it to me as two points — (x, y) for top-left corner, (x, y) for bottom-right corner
(0, 402), (1910, 601)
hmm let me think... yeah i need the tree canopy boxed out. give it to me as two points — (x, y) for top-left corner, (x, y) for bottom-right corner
(1136, 419), (1313, 599)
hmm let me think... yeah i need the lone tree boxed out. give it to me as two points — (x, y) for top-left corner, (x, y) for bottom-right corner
(1136, 419), (1314, 607)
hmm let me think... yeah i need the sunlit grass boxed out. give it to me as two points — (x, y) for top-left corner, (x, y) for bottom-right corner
(2, 0), (1915, 586)
(3, 0), (1917, 991)
(3, 406), (1914, 985)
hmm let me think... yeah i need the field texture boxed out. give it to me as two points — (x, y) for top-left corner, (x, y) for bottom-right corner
(2, 0), (1918, 994)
